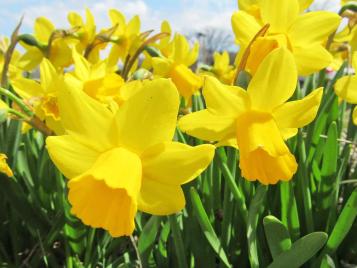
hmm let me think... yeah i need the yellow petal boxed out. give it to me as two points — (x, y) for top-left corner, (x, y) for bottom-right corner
(48, 39), (73, 68)
(115, 80), (142, 106)
(203, 76), (249, 115)
(216, 136), (239, 149)
(127, 15), (141, 36)
(171, 34), (190, 64)
(40, 58), (58, 92)
(288, 11), (341, 46)
(273, 88), (323, 129)
(17, 47), (44, 71)
(34, 17), (55, 44)
(46, 135), (99, 179)
(59, 78), (114, 151)
(142, 142), (215, 185)
(0, 153), (13, 177)
(299, 0), (313, 11)
(335, 75), (357, 104)
(68, 12), (83, 26)
(152, 57), (171, 76)
(353, 53), (357, 70)
(0, 100), (8, 109)
(246, 35), (289, 75)
(353, 106), (357, 125)
(138, 178), (185, 215)
(236, 110), (290, 157)
(178, 110), (236, 142)
(85, 8), (96, 41)
(231, 11), (261, 45)
(113, 78), (179, 153)
(170, 64), (202, 99)
(185, 42), (199, 66)
(238, 0), (257, 12)
(72, 49), (91, 81)
(293, 44), (332, 76)
(11, 77), (43, 100)
(240, 148), (298, 184)
(248, 47), (297, 111)
(109, 9), (126, 32)
(68, 147), (141, 237)
(280, 128), (298, 140)
(260, 0), (299, 32)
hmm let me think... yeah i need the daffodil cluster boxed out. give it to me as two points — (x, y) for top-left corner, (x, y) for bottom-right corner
(0, 0), (351, 238)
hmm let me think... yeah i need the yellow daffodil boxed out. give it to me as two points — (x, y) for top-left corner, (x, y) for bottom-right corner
(67, 49), (124, 105)
(232, 0), (341, 76)
(330, 10), (357, 70)
(152, 34), (202, 100)
(107, 9), (141, 65)
(11, 58), (64, 134)
(201, 51), (235, 85)
(141, 20), (173, 70)
(67, 9), (101, 63)
(179, 48), (323, 184)
(18, 17), (72, 71)
(46, 78), (215, 237)
(335, 52), (357, 124)
(0, 153), (13, 177)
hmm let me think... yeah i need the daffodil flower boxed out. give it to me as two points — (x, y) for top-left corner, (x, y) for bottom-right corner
(11, 59), (64, 134)
(152, 34), (202, 100)
(67, 49), (124, 105)
(107, 9), (141, 65)
(67, 9), (101, 63)
(179, 48), (323, 184)
(335, 52), (357, 124)
(330, 13), (357, 70)
(0, 153), (13, 177)
(46, 78), (215, 237)
(200, 51), (235, 85)
(232, 0), (341, 76)
(18, 17), (72, 71)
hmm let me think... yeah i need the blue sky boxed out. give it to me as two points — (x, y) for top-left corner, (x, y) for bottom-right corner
(0, 0), (340, 38)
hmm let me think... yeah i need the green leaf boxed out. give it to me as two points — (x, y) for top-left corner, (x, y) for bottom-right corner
(280, 182), (300, 241)
(247, 185), (267, 268)
(189, 187), (231, 268)
(138, 216), (161, 255)
(263, 215), (292, 259)
(321, 122), (338, 177)
(168, 214), (188, 268)
(268, 232), (328, 268)
(321, 188), (357, 256)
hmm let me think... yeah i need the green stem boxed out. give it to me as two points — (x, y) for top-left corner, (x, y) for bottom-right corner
(297, 132), (314, 233)
(0, 87), (33, 117)
(217, 148), (248, 224)
(168, 214), (188, 268)
(8, 108), (29, 120)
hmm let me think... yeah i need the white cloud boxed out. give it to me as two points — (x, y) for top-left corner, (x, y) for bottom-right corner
(0, 0), (237, 37)
(0, 0), (340, 40)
